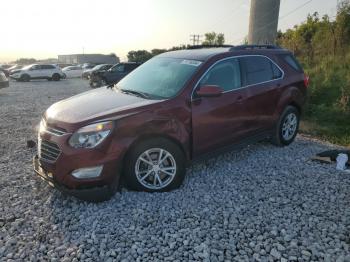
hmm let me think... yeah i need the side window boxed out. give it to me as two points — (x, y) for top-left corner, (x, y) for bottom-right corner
(241, 56), (281, 86)
(115, 64), (125, 72)
(32, 65), (41, 70)
(125, 64), (136, 72)
(200, 58), (241, 92)
(281, 54), (303, 72)
(42, 65), (54, 70)
(272, 63), (283, 79)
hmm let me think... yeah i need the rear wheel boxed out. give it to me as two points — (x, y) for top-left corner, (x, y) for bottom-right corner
(272, 106), (300, 146)
(52, 73), (60, 81)
(124, 138), (186, 192)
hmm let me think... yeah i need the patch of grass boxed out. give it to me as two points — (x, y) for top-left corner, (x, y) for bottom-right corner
(300, 113), (350, 146)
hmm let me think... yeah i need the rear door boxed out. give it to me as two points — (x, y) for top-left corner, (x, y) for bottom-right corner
(239, 55), (284, 130)
(191, 57), (254, 156)
(29, 65), (42, 78)
(42, 65), (55, 78)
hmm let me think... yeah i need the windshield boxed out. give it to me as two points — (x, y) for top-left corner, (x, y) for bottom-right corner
(92, 64), (105, 70)
(116, 57), (202, 99)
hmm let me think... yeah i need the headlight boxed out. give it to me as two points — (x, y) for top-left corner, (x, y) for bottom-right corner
(69, 121), (113, 149)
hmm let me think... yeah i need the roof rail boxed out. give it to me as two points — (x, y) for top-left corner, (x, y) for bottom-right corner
(230, 45), (281, 51)
(187, 45), (234, 49)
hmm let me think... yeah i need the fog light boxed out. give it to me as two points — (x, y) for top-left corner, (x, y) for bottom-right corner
(71, 166), (103, 179)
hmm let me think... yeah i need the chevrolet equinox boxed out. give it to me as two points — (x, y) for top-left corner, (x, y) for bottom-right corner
(34, 45), (308, 202)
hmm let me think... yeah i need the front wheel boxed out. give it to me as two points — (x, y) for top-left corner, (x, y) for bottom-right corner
(124, 138), (186, 192)
(272, 106), (300, 146)
(20, 74), (30, 82)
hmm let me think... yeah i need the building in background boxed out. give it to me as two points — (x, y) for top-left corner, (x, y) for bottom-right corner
(57, 53), (120, 65)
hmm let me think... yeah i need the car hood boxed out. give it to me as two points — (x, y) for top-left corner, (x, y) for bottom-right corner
(45, 87), (163, 124)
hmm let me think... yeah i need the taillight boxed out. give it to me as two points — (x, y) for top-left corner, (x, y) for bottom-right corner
(304, 74), (309, 88)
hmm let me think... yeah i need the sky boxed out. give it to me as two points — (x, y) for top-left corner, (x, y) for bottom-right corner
(0, 0), (339, 63)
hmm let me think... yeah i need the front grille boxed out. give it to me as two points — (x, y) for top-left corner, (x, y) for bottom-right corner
(46, 126), (67, 136)
(38, 139), (61, 162)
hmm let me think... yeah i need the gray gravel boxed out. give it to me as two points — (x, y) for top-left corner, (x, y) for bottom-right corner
(1, 79), (350, 261)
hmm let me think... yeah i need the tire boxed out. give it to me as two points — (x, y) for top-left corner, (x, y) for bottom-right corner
(20, 74), (30, 82)
(124, 138), (186, 192)
(272, 105), (300, 146)
(52, 73), (60, 81)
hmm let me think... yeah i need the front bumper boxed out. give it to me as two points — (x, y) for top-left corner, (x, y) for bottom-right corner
(10, 75), (20, 80)
(33, 155), (114, 202)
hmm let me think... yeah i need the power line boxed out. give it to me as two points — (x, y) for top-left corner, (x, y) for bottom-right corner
(280, 0), (313, 19)
(190, 34), (202, 45)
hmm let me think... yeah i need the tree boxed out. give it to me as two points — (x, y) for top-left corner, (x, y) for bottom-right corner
(127, 50), (153, 63)
(151, 49), (167, 56)
(15, 58), (37, 65)
(202, 32), (225, 45)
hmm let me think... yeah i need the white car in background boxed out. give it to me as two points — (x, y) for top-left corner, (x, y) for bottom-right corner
(10, 64), (65, 82)
(62, 66), (83, 78)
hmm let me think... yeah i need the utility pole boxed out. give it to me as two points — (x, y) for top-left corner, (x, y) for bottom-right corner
(190, 34), (202, 45)
(248, 0), (281, 44)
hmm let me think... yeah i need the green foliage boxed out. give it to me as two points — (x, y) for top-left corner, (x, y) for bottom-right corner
(202, 32), (225, 45)
(15, 58), (37, 65)
(127, 50), (153, 63)
(127, 32), (225, 63)
(277, 0), (350, 145)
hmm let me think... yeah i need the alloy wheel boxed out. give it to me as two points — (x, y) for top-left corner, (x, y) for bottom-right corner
(135, 148), (177, 190)
(282, 112), (298, 140)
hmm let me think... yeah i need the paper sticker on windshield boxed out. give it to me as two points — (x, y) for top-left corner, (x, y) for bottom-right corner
(181, 60), (202, 67)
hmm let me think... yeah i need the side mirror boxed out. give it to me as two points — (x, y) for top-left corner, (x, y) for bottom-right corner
(196, 85), (223, 98)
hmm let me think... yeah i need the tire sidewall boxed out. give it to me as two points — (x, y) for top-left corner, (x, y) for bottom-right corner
(21, 74), (30, 82)
(277, 106), (300, 146)
(52, 73), (60, 81)
(124, 138), (186, 192)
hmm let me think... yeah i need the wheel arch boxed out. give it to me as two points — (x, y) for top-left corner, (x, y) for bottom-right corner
(123, 133), (189, 163)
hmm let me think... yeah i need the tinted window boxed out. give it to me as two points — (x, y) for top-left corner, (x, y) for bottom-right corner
(281, 54), (303, 72)
(42, 65), (55, 69)
(31, 65), (41, 70)
(241, 56), (282, 86)
(113, 64), (125, 72)
(200, 58), (241, 92)
(125, 64), (138, 72)
(272, 63), (283, 79)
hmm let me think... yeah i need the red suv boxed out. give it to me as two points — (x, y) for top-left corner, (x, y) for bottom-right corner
(34, 45), (308, 202)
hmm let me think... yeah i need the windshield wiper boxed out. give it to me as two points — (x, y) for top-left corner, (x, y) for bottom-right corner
(119, 88), (151, 99)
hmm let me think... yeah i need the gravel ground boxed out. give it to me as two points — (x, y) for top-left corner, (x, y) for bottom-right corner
(0, 79), (350, 262)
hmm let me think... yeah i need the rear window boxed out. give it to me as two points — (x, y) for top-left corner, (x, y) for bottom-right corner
(240, 56), (283, 86)
(281, 54), (303, 72)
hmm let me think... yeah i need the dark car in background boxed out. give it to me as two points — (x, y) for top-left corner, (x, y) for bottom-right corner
(89, 62), (141, 88)
(82, 64), (113, 79)
(0, 68), (9, 77)
(34, 45), (308, 202)
(0, 71), (9, 88)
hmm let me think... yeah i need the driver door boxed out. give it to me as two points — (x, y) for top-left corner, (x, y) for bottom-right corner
(191, 57), (255, 156)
